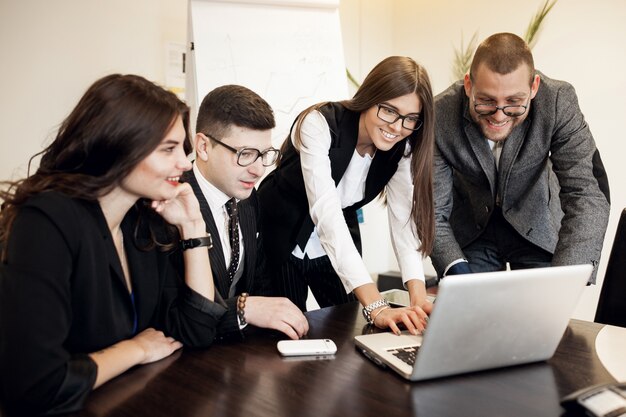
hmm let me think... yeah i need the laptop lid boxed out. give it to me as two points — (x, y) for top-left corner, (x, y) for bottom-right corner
(354, 264), (592, 381)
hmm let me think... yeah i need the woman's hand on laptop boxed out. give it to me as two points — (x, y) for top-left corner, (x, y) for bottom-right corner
(373, 306), (429, 335)
(406, 278), (434, 315)
(355, 282), (430, 335)
(371, 278), (434, 336)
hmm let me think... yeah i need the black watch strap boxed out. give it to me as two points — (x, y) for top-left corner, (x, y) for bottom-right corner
(180, 234), (213, 251)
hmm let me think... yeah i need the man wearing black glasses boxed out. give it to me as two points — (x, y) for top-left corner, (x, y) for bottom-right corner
(432, 32), (610, 283)
(183, 85), (308, 340)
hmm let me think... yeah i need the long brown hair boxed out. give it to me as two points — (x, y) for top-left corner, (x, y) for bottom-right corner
(287, 56), (435, 255)
(0, 74), (191, 257)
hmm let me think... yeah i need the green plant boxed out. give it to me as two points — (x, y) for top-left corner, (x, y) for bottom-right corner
(346, 68), (360, 89)
(524, 0), (558, 48)
(452, 31), (479, 80)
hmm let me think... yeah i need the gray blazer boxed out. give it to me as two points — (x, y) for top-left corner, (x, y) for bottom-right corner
(431, 72), (610, 282)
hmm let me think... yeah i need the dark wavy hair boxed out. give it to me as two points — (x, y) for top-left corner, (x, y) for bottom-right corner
(0, 74), (191, 258)
(286, 56), (435, 255)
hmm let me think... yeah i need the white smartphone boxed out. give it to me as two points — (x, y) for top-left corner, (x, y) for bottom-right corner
(276, 339), (337, 357)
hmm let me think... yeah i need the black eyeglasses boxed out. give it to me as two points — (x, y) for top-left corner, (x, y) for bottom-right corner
(471, 90), (531, 117)
(376, 104), (423, 131)
(202, 133), (280, 167)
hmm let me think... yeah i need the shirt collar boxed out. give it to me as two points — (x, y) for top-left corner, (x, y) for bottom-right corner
(192, 162), (235, 214)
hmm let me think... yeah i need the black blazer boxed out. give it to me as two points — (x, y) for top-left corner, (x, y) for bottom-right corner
(183, 171), (272, 337)
(0, 192), (226, 416)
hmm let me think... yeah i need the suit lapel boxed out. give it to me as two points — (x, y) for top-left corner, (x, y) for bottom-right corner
(87, 201), (131, 294)
(463, 111), (497, 197)
(328, 139), (357, 186)
(327, 107), (360, 185)
(106, 238), (127, 290)
(87, 201), (142, 330)
(497, 118), (531, 202)
(122, 220), (159, 329)
(182, 171), (231, 298)
(238, 197), (256, 292)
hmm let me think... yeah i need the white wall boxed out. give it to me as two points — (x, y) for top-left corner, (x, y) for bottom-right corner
(1, 0), (625, 320)
(0, 0), (187, 181)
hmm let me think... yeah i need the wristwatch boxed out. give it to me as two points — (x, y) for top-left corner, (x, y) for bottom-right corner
(362, 298), (390, 324)
(180, 234), (213, 251)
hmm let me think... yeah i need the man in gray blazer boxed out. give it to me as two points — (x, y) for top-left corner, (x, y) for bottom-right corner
(431, 32), (610, 282)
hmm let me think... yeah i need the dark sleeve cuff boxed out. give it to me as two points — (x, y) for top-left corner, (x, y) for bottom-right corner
(44, 354), (97, 415)
(167, 286), (227, 347)
(184, 286), (228, 318)
(214, 297), (246, 342)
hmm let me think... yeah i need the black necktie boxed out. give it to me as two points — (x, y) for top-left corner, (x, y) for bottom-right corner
(225, 198), (240, 285)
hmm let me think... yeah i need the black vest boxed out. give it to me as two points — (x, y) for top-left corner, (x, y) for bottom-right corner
(257, 102), (412, 269)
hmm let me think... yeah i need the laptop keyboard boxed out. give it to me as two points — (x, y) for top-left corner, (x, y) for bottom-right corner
(387, 346), (419, 366)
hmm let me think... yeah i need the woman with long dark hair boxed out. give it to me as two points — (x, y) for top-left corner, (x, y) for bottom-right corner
(258, 56), (435, 334)
(0, 74), (225, 415)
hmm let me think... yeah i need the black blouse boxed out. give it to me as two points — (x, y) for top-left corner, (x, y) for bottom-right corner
(0, 192), (226, 415)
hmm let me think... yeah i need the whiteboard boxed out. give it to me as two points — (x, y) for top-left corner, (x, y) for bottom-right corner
(186, 0), (349, 146)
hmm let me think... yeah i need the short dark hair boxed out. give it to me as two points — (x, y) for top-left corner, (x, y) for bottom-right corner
(470, 32), (535, 85)
(196, 85), (275, 140)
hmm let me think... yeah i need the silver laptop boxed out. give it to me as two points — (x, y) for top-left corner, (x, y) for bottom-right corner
(354, 264), (592, 381)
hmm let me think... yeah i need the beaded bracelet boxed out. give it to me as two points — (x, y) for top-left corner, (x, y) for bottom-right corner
(237, 292), (249, 326)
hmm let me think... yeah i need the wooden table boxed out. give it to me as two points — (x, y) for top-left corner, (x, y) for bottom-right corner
(73, 302), (615, 417)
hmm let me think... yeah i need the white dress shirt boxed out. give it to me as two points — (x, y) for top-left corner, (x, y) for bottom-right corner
(292, 110), (425, 293)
